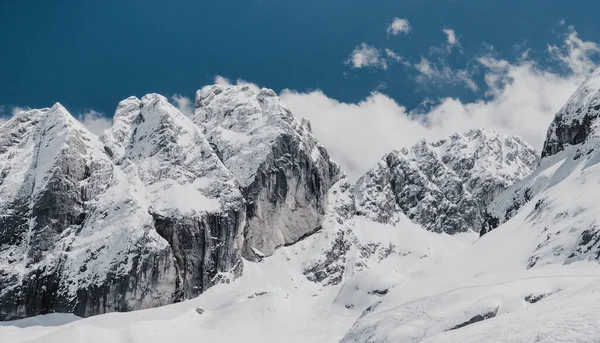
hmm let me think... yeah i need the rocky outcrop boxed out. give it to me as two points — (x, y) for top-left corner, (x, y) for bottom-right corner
(193, 84), (341, 258)
(355, 129), (538, 234)
(542, 68), (600, 158)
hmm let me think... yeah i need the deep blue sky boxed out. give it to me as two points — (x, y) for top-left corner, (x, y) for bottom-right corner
(2, 0), (600, 117)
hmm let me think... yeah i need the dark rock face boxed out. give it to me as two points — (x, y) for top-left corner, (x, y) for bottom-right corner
(193, 84), (341, 258)
(304, 228), (353, 285)
(542, 68), (600, 158)
(355, 129), (537, 234)
(524, 293), (552, 304)
(152, 210), (244, 299)
(240, 133), (339, 258)
(448, 307), (499, 331)
(0, 104), (117, 320)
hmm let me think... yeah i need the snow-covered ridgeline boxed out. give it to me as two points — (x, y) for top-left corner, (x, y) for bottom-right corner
(355, 129), (537, 235)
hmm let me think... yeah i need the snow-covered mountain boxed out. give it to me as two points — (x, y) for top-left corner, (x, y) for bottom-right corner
(4, 66), (600, 343)
(0, 88), (341, 321)
(193, 84), (341, 259)
(355, 129), (537, 235)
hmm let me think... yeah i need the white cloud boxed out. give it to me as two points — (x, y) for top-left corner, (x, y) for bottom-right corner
(346, 43), (388, 70)
(385, 49), (411, 67)
(548, 27), (600, 76)
(385, 49), (402, 62)
(413, 57), (478, 91)
(213, 75), (261, 93)
(79, 110), (112, 136)
(172, 94), (194, 117)
(443, 28), (458, 46)
(281, 27), (599, 181)
(387, 18), (411, 36)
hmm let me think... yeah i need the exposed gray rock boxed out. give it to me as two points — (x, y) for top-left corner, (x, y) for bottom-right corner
(448, 307), (499, 331)
(355, 129), (537, 234)
(193, 84), (341, 258)
(542, 68), (600, 158)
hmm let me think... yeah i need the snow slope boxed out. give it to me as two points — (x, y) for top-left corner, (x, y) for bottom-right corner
(0, 178), (475, 343)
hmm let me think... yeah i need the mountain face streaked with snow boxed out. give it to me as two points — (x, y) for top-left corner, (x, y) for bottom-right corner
(4, 68), (600, 342)
(354, 130), (537, 235)
(193, 84), (341, 259)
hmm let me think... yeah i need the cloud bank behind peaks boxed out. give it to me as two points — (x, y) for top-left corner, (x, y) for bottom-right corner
(282, 26), (600, 181)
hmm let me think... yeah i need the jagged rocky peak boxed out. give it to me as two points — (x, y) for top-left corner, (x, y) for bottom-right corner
(0, 103), (114, 320)
(355, 129), (538, 234)
(193, 84), (341, 258)
(90, 93), (246, 308)
(542, 67), (600, 158)
(0, 95), (247, 320)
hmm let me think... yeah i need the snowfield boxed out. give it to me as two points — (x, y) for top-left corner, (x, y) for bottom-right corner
(0, 213), (476, 343)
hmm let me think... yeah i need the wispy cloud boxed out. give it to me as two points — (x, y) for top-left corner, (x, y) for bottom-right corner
(387, 17), (411, 36)
(346, 43), (388, 70)
(443, 28), (458, 46)
(548, 26), (600, 76)
(413, 57), (478, 91)
(385, 49), (411, 67)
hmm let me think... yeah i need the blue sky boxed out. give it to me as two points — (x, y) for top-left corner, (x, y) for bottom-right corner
(2, 0), (600, 178)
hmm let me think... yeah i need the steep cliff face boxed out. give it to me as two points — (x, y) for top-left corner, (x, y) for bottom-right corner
(193, 84), (341, 258)
(355, 129), (537, 234)
(542, 67), (600, 158)
(75, 94), (246, 314)
(0, 104), (115, 319)
(0, 95), (247, 320)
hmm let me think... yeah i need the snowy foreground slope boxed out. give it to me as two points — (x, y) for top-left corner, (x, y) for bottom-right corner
(5, 65), (600, 342)
(0, 180), (476, 343)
